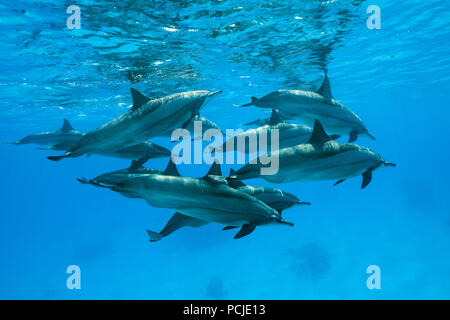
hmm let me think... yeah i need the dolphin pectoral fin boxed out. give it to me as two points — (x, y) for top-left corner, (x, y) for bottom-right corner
(361, 169), (373, 189)
(348, 131), (358, 143)
(146, 230), (163, 242)
(333, 179), (346, 186)
(47, 154), (66, 161)
(234, 224), (256, 239)
(222, 226), (239, 231)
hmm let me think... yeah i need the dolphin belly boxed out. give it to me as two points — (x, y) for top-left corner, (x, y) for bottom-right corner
(112, 174), (277, 226)
(177, 207), (258, 226)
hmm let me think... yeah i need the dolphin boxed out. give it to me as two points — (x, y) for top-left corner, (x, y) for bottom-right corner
(217, 109), (318, 154)
(231, 120), (396, 189)
(6, 119), (83, 147)
(77, 159), (162, 198)
(93, 141), (171, 162)
(146, 164), (309, 242)
(79, 160), (293, 240)
(42, 141), (170, 162)
(48, 88), (221, 161)
(236, 72), (374, 142)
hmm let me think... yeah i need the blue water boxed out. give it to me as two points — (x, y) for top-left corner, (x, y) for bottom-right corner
(1, 0), (449, 299)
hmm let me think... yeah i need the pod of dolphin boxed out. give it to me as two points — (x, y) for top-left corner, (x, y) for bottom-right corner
(7, 72), (396, 241)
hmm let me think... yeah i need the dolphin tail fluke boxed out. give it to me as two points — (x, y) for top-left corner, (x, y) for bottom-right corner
(234, 224), (256, 239)
(146, 229), (163, 242)
(233, 96), (258, 107)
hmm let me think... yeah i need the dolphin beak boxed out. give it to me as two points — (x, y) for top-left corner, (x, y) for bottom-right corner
(77, 178), (90, 184)
(366, 132), (376, 140)
(384, 162), (397, 167)
(278, 219), (294, 227)
(296, 201), (311, 206)
(208, 90), (222, 97)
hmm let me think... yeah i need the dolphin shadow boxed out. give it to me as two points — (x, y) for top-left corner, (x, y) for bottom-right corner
(205, 277), (228, 300)
(286, 243), (331, 282)
(71, 240), (116, 263)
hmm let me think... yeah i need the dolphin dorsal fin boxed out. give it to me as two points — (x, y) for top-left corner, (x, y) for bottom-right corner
(163, 159), (181, 176)
(317, 72), (333, 99)
(130, 88), (151, 111)
(268, 109), (282, 126)
(308, 120), (332, 144)
(204, 160), (222, 177)
(129, 160), (143, 170)
(61, 119), (74, 132)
